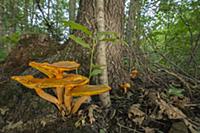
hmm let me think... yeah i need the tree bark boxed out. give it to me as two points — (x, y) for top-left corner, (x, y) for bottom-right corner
(96, 0), (111, 107)
(9, 0), (17, 33)
(0, 0), (4, 36)
(24, 0), (29, 30)
(69, 0), (76, 33)
(52, 0), (129, 90)
(104, 0), (129, 88)
(30, 0), (35, 27)
(69, 0), (76, 21)
(125, 0), (144, 68)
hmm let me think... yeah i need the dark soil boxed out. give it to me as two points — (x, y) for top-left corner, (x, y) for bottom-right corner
(0, 33), (63, 77)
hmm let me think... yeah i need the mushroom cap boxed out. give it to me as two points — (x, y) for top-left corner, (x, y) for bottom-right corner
(11, 75), (36, 88)
(130, 69), (139, 79)
(29, 61), (80, 72)
(120, 83), (131, 88)
(11, 74), (89, 89)
(71, 85), (111, 96)
(50, 61), (80, 70)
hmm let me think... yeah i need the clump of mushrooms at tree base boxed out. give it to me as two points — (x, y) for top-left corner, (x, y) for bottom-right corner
(11, 61), (111, 115)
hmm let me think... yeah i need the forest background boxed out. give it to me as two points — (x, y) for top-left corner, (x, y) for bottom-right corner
(0, 0), (200, 132)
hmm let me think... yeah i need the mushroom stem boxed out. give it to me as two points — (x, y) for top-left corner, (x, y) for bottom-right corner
(35, 88), (59, 106)
(64, 88), (72, 113)
(55, 72), (64, 108)
(56, 87), (64, 105)
(124, 88), (128, 93)
(71, 96), (90, 114)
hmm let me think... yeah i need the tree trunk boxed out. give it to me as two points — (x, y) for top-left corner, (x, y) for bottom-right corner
(96, 0), (111, 107)
(104, 0), (129, 88)
(47, 0), (50, 20)
(69, 0), (76, 21)
(24, 0), (29, 30)
(0, 0), (4, 36)
(125, 0), (144, 67)
(30, 0), (35, 27)
(69, 0), (76, 33)
(53, 0), (129, 90)
(9, 0), (17, 33)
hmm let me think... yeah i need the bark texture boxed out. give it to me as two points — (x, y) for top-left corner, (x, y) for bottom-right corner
(24, 0), (29, 30)
(54, 0), (129, 90)
(104, 0), (128, 88)
(0, 0), (4, 36)
(69, 0), (76, 33)
(96, 0), (111, 107)
(69, 0), (76, 21)
(125, 0), (144, 69)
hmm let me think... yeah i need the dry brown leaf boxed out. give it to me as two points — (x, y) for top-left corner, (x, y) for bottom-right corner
(75, 116), (86, 128)
(156, 93), (186, 119)
(2, 121), (23, 132)
(88, 105), (99, 124)
(170, 96), (190, 109)
(128, 104), (145, 125)
(0, 107), (9, 115)
(169, 121), (188, 133)
(40, 120), (47, 127)
(147, 92), (199, 133)
(144, 127), (155, 133)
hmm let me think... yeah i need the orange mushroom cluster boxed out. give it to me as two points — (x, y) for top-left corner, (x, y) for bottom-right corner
(11, 61), (111, 115)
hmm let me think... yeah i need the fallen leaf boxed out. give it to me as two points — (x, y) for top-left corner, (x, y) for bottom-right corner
(75, 116), (86, 128)
(40, 120), (46, 127)
(0, 107), (9, 115)
(169, 121), (188, 133)
(88, 105), (99, 124)
(2, 121), (23, 132)
(156, 93), (186, 119)
(170, 96), (190, 109)
(128, 104), (145, 125)
(144, 127), (155, 133)
(147, 92), (199, 133)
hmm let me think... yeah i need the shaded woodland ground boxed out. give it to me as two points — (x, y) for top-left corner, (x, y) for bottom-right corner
(0, 34), (200, 133)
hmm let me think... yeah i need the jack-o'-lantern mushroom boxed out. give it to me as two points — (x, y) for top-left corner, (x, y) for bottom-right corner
(29, 61), (80, 107)
(11, 74), (89, 111)
(70, 85), (112, 114)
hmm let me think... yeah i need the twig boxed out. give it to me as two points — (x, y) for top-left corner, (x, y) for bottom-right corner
(0, 80), (8, 84)
(35, 0), (57, 39)
(117, 122), (142, 133)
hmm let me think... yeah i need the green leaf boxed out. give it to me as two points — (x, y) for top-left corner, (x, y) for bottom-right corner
(99, 129), (106, 133)
(90, 69), (102, 77)
(96, 31), (128, 45)
(69, 35), (91, 49)
(121, 40), (128, 46)
(168, 85), (184, 97)
(63, 20), (92, 36)
(91, 64), (104, 69)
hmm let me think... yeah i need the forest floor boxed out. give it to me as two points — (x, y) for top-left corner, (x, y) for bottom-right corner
(1, 76), (200, 133)
(0, 34), (200, 133)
